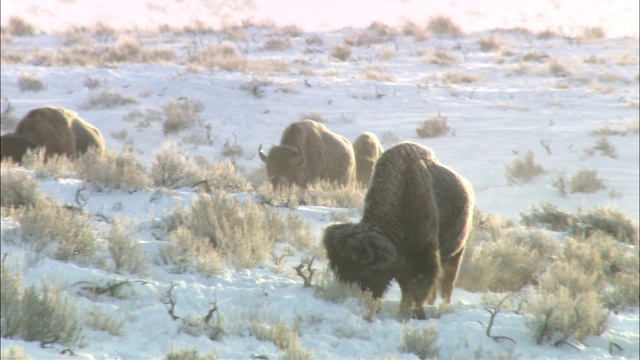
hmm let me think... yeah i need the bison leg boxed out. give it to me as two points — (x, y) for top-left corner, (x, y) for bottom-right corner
(440, 248), (465, 303)
(398, 248), (440, 320)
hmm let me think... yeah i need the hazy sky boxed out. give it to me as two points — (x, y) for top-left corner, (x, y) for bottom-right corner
(1, 0), (638, 37)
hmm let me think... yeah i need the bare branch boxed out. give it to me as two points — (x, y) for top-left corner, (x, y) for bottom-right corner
(293, 257), (316, 287)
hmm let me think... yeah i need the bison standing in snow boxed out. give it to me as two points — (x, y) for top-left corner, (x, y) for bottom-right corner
(259, 120), (355, 189)
(352, 132), (383, 187)
(1, 106), (105, 163)
(322, 142), (474, 319)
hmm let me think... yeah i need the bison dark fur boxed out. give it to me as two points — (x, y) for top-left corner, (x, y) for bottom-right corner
(259, 120), (355, 188)
(0, 133), (38, 163)
(323, 142), (474, 319)
(352, 132), (383, 187)
(1, 106), (105, 163)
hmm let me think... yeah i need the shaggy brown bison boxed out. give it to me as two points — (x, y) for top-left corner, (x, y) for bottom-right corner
(323, 142), (474, 319)
(352, 132), (383, 187)
(259, 120), (355, 189)
(1, 106), (105, 163)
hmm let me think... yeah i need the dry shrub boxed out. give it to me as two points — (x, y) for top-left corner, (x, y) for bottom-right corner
(4, 16), (36, 36)
(416, 113), (451, 138)
(458, 229), (560, 292)
(193, 157), (251, 192)
(101, 35), (176, 64)
(157, 226), (224, 277)
(169, 193), (317, 268)
(302, 180), (365, 209)
(76, 147), (150, 191)
(426, 16), (463, 37)
(505, 151), (544, 185)
(18, 196), (99, 264)
(150, 141), (199, 189)
(443, 71), (484, 84)
(421, 49), (458, 66)
(262, 36), (291, 51)
(1, 168), (41, 208)
(330, 43), (352, 61)
(569, 169), (605, 193)
(17, 73), (45, 92)
(478, 36), (501, 52)
(162, 97), (204, 135)
(81, 89), (139, 110)
(398, 323), (440, 359)
(11, 280), (82, 348)
(163, 346), (221, 360)
(364, 67), (394, 82)
(186, 42), (247, 70)
(521, 204), (638, 245)
(402, 21), (430, 42)
(106, 218), (149, 276)
(524, 287), (609, 346)
(578, 27), (606, 41)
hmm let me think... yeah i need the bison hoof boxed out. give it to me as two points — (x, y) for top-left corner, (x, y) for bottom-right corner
(412, 307), (427, 320)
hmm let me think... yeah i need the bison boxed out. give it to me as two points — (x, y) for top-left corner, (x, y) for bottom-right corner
(259, 120), (355, 189)
(322, 142), (474, 319)
(352, 132), (383, 187)
(1, 106), (105, 163)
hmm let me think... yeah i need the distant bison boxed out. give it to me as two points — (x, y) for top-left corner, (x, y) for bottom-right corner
(259, 120), (355, 189)
(352, 132), (383, 187)
(1, 106), (105, 163)
(323, 142), (474, 319)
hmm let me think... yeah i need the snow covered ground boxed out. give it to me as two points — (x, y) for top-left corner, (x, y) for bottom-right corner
(1, 0), (638, 359)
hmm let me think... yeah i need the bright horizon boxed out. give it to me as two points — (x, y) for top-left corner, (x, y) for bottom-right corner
(1, 0), (638, 38)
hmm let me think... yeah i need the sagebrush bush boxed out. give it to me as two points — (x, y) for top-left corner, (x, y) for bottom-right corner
(3, 273), (83, 348)
(19, 197), (99, 263)
(426, 16), (463, 37)
(151, 141), (199, 189)
(5, 16), (36, 36)
(163, 346), (221, 360)
(83, 307), (126, 336)
(505, 151), (544, 185)
(478, 36), (501, 52)
(520, 202), (573, 231)
(302, 180), (365, 209)
(398, 323), (441, 359)
(106, 218), (149, 276)
(0, 168), (41, 208)
(17, 73), (45, 92)
(524, 287), (608, 345)
(20, 148), (76, 179)
(569, 169), (605, 193)
(1, 258), (23, 338)
(329, 44), (352, 61)
(443, 71), (484, 84)
(76, 147), (151, 191)
(193, 157), (251, 192)
(458, 229), (560, 292)
(364, 67), (394, 82)
(421, 49), (458, 66)
(157, 226), (224, 277)
(521, 204), (638, 245)
(416, 112), (451, 138)
(101, 35), (176, 64)
(0, 346), (32, 360)
(262, 36), (291, 51)
(81, 89), (139, 109)
(162, 97), (204, 135)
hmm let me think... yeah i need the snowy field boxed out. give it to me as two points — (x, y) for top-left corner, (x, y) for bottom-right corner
(1, 0), (639, 359)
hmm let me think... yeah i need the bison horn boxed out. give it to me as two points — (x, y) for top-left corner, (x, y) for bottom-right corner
(259, 144), (268, 163)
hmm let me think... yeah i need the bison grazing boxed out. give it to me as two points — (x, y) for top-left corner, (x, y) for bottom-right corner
(1, 106), (105, 163)
(352, 132), (383, 187)
(323, 141), (474, 319)
(259, 120), (355, 189)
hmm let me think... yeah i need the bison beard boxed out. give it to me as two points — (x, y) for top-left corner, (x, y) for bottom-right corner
(322, 141), (474, 319)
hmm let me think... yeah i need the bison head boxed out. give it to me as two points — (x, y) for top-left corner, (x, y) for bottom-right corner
(0, 133), (38, 164)
(322, 222), (397, 298)
(259, 144), (307, 189)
